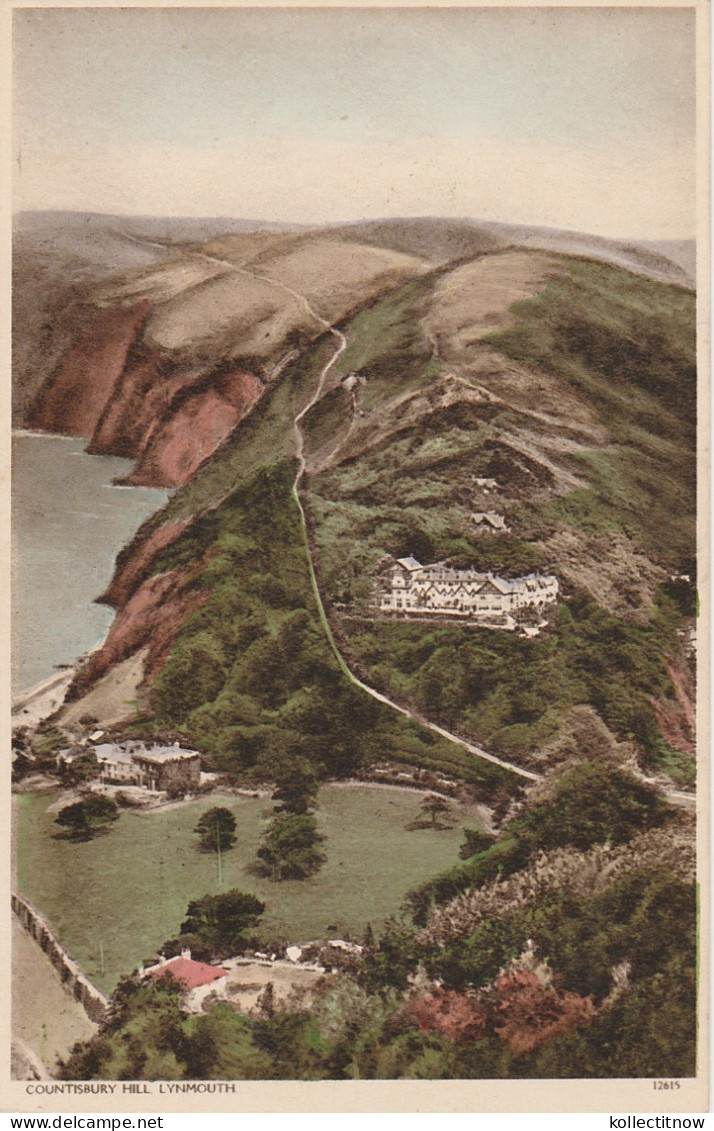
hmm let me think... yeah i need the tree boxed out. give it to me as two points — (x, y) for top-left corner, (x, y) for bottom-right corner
(255, 813), (326, 881)
(194, 807), (237, 853)
(60, 747), (99, 787)
(359, 918), (424, 993)
(55, 795), (119, 840)
(417, 794), (455, 829)
(513, 763), (670, 853)
(12, 728), (36, 782)
(254, 982), (276, 1019)
(170, 890), (265, 960)
(272, 756), (320, 815)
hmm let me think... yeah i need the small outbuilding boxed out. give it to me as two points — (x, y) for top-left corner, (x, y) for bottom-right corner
(145, 953), (229, 991)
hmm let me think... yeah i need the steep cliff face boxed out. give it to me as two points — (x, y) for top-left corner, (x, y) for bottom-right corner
(29, 301), (152, 437)
(102, 518), (192, 608)
(25, 229), (429, 489)
(87, 343), (179, 460)
(29, 299), (266, 489)
(126, 368), (263, 487)
(70, 568), (210, 701)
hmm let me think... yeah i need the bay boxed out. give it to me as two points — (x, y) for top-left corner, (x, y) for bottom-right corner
(12, 433), (169, 696)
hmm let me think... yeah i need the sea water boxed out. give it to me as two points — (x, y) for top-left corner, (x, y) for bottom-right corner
(12, 433), (169, 696)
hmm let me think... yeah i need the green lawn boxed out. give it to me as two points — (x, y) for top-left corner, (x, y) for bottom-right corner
(14, 786), (477, 994)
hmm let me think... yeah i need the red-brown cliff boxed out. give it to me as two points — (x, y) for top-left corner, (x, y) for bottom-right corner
(103, 518), (192, 608)
(29, 301), (152, 437)
(71, 569), (210, 699)
(126, 368), (263, 488)
(652, 657), (696, 755)
(31, 299), (265, 489)
(26, 290), (270, 705)
(87, 344), (184, 460)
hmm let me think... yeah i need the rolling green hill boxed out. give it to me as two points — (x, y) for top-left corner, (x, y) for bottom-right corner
(57, 245), (696, 791)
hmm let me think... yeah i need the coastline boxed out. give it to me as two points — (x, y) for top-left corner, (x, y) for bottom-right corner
(13, 433), (170, 723)
(12, 670), (76, 729)
(12, 429), (80, 441)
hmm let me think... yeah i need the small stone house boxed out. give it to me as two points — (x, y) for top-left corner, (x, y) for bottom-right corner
(132, 745), (201, 792)
(143, 951), (229, 1011)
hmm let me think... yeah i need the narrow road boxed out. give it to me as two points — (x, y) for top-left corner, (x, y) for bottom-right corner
(189, 262), (545, 783)
(107, 243), (693, 799)
(116, 229), (172, 255)
(230, 279), (541, 784)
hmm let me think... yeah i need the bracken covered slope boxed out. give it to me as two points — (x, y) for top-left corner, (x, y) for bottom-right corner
(23, 222), (694, 795)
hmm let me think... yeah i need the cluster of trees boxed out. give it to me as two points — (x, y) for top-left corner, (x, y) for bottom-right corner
(58, 748), (100, 787)
(255, 757), (326, 881)
(55, 795), (119, 841)
(12, 723), (68, 782)
(192, 771), (326, 883)
(149, 465), (390, 783)
(408, 761), (671, 920)
(146, 461), (509, 797)
(162, 889), (265, 962)
(343, 587), (695, 784)
(57, 759), (695, 1081)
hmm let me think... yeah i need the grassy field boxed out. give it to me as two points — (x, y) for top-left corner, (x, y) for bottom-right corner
(14, 786), (478, 994)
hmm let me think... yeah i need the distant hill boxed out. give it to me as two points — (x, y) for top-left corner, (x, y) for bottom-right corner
(25, 220), (694, 791)
(480, 221), (694, 288)
(323, 216), (694, 288)
(324, 216), (506, 265)
(13, 210), (694, 427)
(639, 239), (696, 282)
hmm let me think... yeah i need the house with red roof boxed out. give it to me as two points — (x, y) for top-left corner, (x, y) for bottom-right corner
(143, 950), (229, 1010)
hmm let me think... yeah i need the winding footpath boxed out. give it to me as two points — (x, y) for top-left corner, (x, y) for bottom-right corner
(112, 241), (696, 799)
(212, 266), (543, 783)
(288, 328), (541, 783)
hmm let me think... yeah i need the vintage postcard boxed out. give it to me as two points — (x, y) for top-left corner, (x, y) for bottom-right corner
(5, 0), (709, 1114)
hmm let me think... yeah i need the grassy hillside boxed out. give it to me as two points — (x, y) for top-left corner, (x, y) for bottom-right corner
(142, 460), (512, 793)
(17, 232), (698, 1084)
(486, 258), (695, 569)
(15, 786), (479, 993)
(87, 250), (695, 788)
(305, 256), (696, 781)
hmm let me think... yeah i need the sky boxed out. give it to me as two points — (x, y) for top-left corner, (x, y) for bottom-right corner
(13, 6), (697, 239)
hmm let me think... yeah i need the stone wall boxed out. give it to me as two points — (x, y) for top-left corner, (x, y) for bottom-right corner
(12, 893), (109, 1024)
